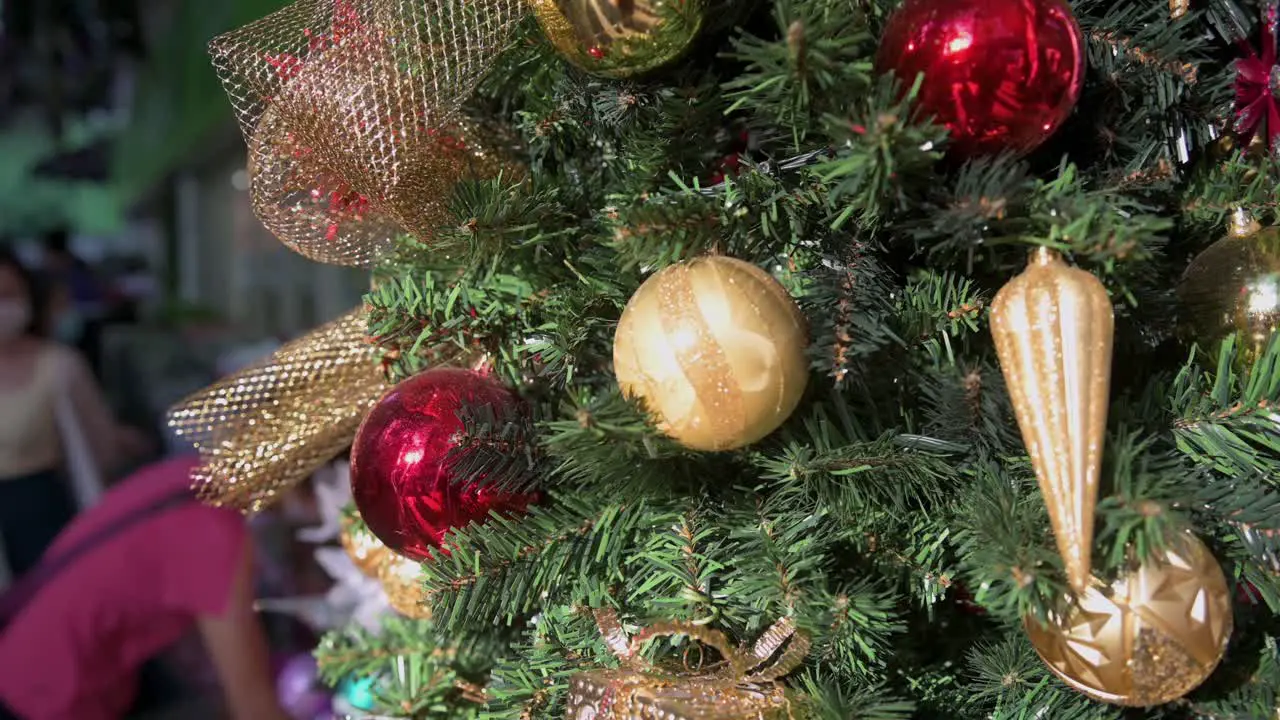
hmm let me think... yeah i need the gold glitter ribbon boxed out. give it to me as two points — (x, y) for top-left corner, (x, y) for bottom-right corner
(209, 0), (523, 266)
(167, 308), (389, 512)
(578, 609), (810, 718)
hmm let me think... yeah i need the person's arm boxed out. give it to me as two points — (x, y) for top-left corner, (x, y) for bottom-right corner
(62, 346), (149, 472)
(61, 346), (121, 470)
(196, 541), (292, 720)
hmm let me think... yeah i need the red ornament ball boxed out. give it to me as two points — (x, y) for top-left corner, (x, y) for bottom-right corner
(876, 0), (1085, 157)
(351, 368), (534, 561)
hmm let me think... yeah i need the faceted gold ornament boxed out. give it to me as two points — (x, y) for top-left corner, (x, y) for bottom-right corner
(1177, 209), (1280, 370)
(613, 256), (809, 452)
(376, 552), (432, 620)
(532, 0), (707, 78)
(340, 513), (389, 579)
(990, 248), (1114, 593)
(1026, 532), (1233, 706)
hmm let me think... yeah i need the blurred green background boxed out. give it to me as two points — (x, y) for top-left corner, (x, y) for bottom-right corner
(1, 0), (289, 236)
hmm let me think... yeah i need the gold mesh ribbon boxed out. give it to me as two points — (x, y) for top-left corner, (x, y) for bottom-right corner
(209, 0), (523, 266)
(167, 308), (388, 512)
(568, 609), (810, 719)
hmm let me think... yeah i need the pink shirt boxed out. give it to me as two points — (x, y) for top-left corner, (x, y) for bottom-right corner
(0, 456), (246, 720)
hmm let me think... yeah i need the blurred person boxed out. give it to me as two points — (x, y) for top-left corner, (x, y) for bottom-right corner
(0, 250), (144, 578)
(40, 230), (105, 369)
(41, 231), (105, 314)
(0, 455), (292, 720)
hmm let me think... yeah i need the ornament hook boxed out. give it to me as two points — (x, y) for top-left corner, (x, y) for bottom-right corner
(1229, 208), (1263, 238)
(1029, 246), (1064, 267)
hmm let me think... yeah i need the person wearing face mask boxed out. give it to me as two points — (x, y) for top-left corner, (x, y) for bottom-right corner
(0, 250), (141, 580)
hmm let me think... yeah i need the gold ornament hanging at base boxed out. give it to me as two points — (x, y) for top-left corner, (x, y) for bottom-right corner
(533, 0), (706, 78)
(564, 608), (810, 720)
(1026, 532), (1233, 707)
(990, 248), (1115, 593)
(613, 255), (809, 452)
(1177, 208), (1280, 370)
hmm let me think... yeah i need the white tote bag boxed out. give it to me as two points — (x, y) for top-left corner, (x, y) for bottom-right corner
(55, 356), (106, 511)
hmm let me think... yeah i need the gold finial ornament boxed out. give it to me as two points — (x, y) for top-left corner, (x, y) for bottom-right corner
(1178, 208), (1280, 370)
(990, 248), (1115, 593)
(1169, 0), (1189, 20)
(1026, 532), (1232, 706)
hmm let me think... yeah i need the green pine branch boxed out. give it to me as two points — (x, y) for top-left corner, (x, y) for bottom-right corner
(724, 0), (876, 147)
(1172, 335), (1280, 481)
(963, 636), (1122, 720)
(315, 618), (500, 719)
(419, 493), (660, 630)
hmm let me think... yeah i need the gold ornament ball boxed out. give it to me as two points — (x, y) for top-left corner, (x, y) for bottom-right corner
(340, 514), (389, 579)
(613, 256), (809, 452)
(1025, 532), (1233, 707)
(376, 552), (432, 620)
(532, 0), (706, 78)
(1178, 209), (1280, 369)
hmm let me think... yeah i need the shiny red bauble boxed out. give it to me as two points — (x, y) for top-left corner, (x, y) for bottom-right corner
(876, 0), (1085, 158)
(350, 368), (534, 561)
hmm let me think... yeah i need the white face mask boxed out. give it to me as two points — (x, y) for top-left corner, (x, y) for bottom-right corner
(0, 300), (31, 339)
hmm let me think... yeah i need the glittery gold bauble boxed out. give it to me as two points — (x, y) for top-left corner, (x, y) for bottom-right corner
(1026, 532), (1233, 707)
(340, 513), (389, 579)
(532, 0), (706, 78)
(990, 248), (1114, 594)
(376, 553), (432, 620)
(1178, 209), (1280, 369)
(613, 256), (809, 452)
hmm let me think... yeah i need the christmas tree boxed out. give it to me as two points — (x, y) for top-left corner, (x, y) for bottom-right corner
(171, 0), (1280, 717)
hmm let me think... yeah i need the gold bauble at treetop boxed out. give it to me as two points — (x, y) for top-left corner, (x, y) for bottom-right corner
(532, 0), (706, 78)
(613, 255), (809, 452)
(1178, 208), (1280, 367)
(1026, 532), (1233, 707)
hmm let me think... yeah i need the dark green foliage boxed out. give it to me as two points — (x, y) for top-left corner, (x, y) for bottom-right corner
(316, 0), (1280, 717)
